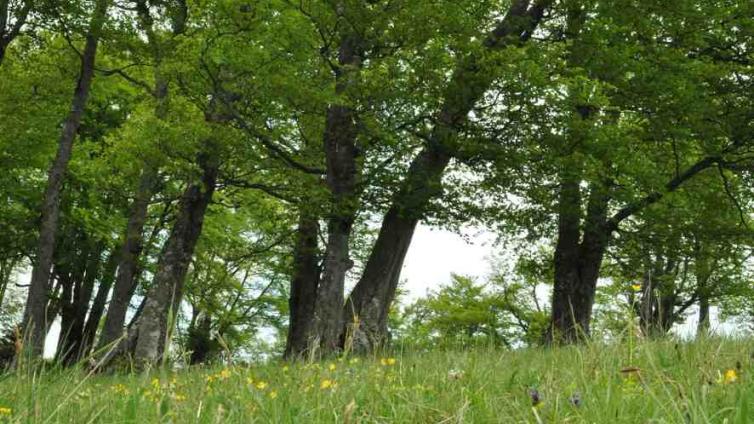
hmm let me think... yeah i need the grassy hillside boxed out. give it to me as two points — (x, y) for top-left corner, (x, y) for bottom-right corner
(1, 338), (753, 423)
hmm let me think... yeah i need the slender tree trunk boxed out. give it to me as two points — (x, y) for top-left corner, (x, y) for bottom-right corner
(58, 243), (102, 365)
(97, 169), (158, 350)
(284, 210), (320, 358)
(313, 33), (363, 354)
(18, 0), (109, 359)
(97, 0), (181, 352)
(80, 248), (118, 357)
(697, 295), (710, 336)
(132, 150), (218, 366)
(695, 248), (712, 336)
(0, 257), (19, 310)
(341, 1), (550, 352)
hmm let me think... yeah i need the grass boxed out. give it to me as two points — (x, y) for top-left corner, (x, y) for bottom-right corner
(1, 337), (753, 423)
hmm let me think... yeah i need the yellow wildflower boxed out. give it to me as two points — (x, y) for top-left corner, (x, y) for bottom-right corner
(151, 378), (161, 389)
(256, 381), (268, 390)
(269, 390), (278, 399)
(0, 407), (11, 416)
(724, 369), (738, 384)
(329, 363), (337, 371)
(111, 383), (129, 395)
(173, 393), (187, 402)
(380, 357), (397, 366)
(206, 375), (216, 383)
(246, 376), (254, 385)
(631, 283), (642, 292)
(219, 368), (232, 379)
(320, 379), (336, 390)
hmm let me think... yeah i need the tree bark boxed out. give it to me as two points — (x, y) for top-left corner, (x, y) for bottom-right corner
(284, 210), (320, 359)
(58, 242), (102, 365)
(341, 0), (551, 352)
(546, 182), (611, 344)
(18, 0), (109, 360)
(313, 33), (362, 355)
(80, 247), (119, 357)
(97, 0), (183, 353)
(97, 168), (158, 350)
(132, 150), (218, 366)
(697, 295), (710, 336)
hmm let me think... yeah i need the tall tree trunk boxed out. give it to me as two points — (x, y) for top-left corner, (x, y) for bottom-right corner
(284, 210), (320, 358)
(80, 247), (119, 357)
(97, 0), (182, 353)
(342, 0), (551, 352)
(58, 243), (102, 365)
(697, 295), (710, 336)
(97, 169), (157, 350)
(343, 148), (447, 352)
(18, 0), (109, 359)
(546, 183), (611, 344)
(695, 247), (712, 336)
(313, 33), (362, 354)
(132, 150), (218, 366)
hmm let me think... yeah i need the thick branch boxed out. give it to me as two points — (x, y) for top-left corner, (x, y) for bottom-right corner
(607, 155), (721, 230)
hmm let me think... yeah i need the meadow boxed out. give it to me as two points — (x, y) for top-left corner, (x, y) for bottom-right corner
(1, 338), (753, 423)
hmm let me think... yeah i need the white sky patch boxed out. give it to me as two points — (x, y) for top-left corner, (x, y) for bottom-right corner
(400, 224), (496, 301)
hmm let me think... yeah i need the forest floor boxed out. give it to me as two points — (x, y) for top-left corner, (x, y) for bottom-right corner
(1, 338), (753, 423)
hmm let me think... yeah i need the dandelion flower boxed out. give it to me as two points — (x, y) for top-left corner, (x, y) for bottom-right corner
(0, 407), (11, 416)
(724, 369), (738, 384)
(380, 358), (397, 366)
(256, 381), (268, 390)
(321, 379), (336, 390)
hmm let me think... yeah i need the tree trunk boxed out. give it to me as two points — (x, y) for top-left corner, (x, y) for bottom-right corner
(697, 295), (710, 336)
(18, 0), (109, 359)
(58, 243), (102, 365)
(340, 1), (550, 352)
(547, 183), (611, 344)
(695, 248), (712, 336)
(80, 247), (119, 357)
(311, 31), (362, 355)
(284, 210), (320, 359)
(97, 168), (158, 350)
(187, 309), (213, 365)
(132, 150), (218, 366)
(97, 0), (181, 352)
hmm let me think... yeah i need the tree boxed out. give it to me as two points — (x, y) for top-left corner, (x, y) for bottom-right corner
(19, 0), (110, 360)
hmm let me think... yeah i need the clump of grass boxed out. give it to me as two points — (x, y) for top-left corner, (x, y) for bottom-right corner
(0, 338), (752, 422)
